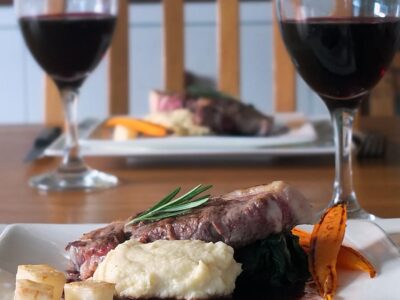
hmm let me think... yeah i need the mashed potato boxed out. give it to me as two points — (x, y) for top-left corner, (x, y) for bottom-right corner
(145, 109), (211, 136)
(93, 240), (242, 299)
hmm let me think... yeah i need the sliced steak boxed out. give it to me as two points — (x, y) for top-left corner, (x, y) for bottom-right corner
(149, 90), (274, 136)
(126, 181), (313, 247)
(66, 181), (313, 280)
(186, 97), (274, 136)
(66, 222), (127, 280)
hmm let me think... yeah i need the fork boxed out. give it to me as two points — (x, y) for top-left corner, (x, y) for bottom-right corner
(355, 133), (387, 160)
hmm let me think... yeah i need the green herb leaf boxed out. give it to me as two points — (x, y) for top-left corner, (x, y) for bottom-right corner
(161, 196), (210, 212)
(125, 185), (212, 226)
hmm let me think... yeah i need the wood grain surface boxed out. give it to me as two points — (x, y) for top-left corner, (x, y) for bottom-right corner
(217, 0), (240, 98)
(108, 0), (130, 115)
(1, 117), (400, 224)
(163, 0), (185, 92)
(272, 5), (296, 112)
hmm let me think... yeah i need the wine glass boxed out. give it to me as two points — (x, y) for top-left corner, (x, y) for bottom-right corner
(15, 0), (119, 191)
(276, 0), (400, 219)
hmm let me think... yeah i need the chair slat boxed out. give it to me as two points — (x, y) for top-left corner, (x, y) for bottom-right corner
(44, 78), (63, 125)
(217, 0), (240, 98)
(163, 0), (184, 92)
(108, 0), (130, 115)
(272, 7), (296, 112)
(369, 54), (400, 116)
(333, 0), (353, 16)
(46, 0), (65, 14)
(44, 0), (65, 125)
(44, 0), (129, 125)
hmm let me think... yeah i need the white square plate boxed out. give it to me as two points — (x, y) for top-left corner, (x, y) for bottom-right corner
(44, 115), (335, 158)
(0, 220), (398, 299)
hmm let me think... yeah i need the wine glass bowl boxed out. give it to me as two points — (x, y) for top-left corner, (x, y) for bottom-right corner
(276, 0), (400, 219)
(15, 0), (119, 191)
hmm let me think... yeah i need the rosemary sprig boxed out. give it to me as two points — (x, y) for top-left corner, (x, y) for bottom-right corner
(126, 184), (212, 226)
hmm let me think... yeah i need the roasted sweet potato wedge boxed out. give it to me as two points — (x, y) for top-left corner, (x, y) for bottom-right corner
(292, 227), (311, 249)
(336, 245), (376, 278)
(309, 204), (347, 299)
(292, 228), (377, 278)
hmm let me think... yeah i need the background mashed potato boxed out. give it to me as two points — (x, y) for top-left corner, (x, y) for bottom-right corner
(145, 109), (211, 136)
(93, 239), (242, 299)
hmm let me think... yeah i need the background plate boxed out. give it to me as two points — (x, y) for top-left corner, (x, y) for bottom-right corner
(44, 115), (334, 158)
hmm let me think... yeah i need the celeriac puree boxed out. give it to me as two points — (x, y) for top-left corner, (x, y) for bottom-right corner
(93, 239), (242, 299)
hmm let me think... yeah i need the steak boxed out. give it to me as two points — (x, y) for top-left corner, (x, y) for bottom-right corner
(149, 90), (274, 136)
(66, 181), (313, 280)
(66, 222), (127, 281)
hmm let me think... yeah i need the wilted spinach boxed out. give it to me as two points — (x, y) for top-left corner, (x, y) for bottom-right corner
(234, 231), (310, 288)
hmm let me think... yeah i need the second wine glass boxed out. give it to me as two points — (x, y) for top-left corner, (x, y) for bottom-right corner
(277, 0), (400, 219)
(15, 0), (119, 191)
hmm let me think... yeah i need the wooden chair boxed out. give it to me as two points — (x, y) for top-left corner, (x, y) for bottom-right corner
(44, 0), (397, 126)
(273, 0), (398, 116)
(44, 0), (297, 126)
(44, 0), (130, 125)
(44, 0), (260, 125)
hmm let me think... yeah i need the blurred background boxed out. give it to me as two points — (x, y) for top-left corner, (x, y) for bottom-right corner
(0, 0), (399, 124)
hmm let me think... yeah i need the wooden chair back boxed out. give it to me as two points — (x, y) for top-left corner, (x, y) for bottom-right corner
(162, 0), (295, 111)
(272, 0), (398, 116)
(45, 0), (244, 125)
(44, 0), (130, 125)
(44, 0), (397, 126)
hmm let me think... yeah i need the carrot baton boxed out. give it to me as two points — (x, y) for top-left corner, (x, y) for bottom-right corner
(106, 117), (170, 137)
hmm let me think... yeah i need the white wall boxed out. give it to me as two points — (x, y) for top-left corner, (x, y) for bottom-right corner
(0, 2), (328, 124)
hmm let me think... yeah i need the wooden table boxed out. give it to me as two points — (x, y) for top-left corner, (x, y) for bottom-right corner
(1, 117), (400, 224)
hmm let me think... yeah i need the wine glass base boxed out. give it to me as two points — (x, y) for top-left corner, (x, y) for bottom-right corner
(29, 168), (118, 191)
(317, 206), (378, 222)
(347, 207), (378, 221)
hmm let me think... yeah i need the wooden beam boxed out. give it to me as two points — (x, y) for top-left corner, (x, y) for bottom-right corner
(108, 0), (130, 115)
(217, 0), (240, 98)
(44, 0), (65, 125)
(163, 0), (185, 92)
(272, 5), (296, 112)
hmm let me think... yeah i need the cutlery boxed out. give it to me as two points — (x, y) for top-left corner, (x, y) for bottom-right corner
(355, 133), (386, 160)
(24, 127), (62, 163)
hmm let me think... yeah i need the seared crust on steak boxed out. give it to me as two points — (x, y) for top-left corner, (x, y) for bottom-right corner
(66, 181), (313, 280)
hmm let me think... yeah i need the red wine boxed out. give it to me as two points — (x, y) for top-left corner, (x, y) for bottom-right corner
(280, 17), (400, 110)
(19, 13), (116, 89)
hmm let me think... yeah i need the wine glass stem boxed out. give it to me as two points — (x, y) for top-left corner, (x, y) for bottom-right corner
(330, 107), (360, 212)
(59, 88), (87, 173)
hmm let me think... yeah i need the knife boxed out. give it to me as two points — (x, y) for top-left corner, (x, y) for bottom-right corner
(24, 127), (62, 162)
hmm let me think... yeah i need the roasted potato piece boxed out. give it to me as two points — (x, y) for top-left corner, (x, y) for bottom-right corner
(309, 204), (347, 300)
(16, 264), (66, 300)
(15, 279), (54, 300)
(113, 124), (138, 141)
(64, 280), (115, 300)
